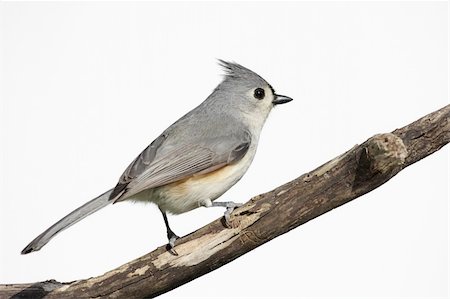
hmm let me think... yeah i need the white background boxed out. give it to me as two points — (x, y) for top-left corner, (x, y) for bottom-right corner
(0, 2), (448, 298)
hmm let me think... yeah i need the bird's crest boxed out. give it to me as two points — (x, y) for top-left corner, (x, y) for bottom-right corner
(217, 59), (267, 88)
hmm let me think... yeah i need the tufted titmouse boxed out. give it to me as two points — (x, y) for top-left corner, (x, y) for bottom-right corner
(21, 60), (292, 254)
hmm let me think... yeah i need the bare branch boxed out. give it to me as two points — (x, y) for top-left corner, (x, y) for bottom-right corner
(1, 105), (448, 299)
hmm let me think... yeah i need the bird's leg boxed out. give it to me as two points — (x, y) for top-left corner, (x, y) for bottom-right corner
(159, 207), (179, 254)
(202, 199), (243, 228)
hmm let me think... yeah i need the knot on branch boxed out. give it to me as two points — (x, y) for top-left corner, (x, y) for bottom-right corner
(366, 133), (408, 173)
(352, 133), (408, 192)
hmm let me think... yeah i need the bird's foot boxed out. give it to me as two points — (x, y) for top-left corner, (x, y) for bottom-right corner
(221, 202), (243, 228)
(166, 231), (180, 256)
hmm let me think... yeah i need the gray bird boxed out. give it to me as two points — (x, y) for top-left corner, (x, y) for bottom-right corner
(21, 60), (292, 254)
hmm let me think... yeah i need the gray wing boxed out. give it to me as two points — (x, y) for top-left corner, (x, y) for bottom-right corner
(110, 133), (167, 199)
(111, 130), (251, 202)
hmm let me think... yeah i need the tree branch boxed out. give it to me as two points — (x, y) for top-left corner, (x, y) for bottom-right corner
(1, 105), (449, 299)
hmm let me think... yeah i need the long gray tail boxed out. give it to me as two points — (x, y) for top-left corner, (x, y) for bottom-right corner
(21, 188), (114, 254)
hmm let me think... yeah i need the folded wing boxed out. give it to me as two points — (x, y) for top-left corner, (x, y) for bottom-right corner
(112, 130), (251, 202)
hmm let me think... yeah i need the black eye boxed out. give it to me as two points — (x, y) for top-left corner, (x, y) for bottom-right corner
(254, 88), (265, 100)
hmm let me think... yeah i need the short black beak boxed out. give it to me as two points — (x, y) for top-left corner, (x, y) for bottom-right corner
(272, 94), (293, 105)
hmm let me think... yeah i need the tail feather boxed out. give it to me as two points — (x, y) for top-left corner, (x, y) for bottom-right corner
(21, 188), (114, 254)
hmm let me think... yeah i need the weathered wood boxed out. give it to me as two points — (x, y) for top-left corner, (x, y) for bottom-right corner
(0, 280), (68, 299)
(1, 105), (449, 299)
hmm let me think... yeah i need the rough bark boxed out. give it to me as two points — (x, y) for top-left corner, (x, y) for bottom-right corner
(1, 105), (449, 299)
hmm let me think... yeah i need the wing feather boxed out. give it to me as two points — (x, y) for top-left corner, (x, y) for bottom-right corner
(110, 133), (167, 199)
(112, 131), (251, 201)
